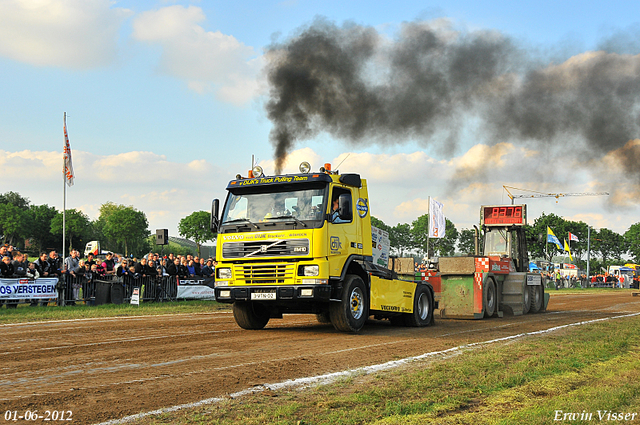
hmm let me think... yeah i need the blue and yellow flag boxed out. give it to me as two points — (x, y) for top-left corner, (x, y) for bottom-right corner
(547, 227), (562, 249)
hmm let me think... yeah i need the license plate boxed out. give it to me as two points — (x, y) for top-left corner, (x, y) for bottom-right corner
(251, 291), (276, 300)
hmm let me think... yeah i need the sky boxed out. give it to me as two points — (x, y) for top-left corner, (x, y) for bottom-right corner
(1, 0), (639, 245)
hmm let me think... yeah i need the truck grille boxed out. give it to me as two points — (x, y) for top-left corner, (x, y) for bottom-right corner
(223, 239), (310, 258)
(233, 263), (295, 284)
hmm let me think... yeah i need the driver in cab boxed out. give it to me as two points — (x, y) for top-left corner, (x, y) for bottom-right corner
(331, 198), (348, 224)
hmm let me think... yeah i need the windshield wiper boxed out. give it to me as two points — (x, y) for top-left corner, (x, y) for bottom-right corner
(222, 218), (259, 229)
(266, 215), (307, 227)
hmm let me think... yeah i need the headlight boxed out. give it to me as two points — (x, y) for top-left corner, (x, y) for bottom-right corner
(218, 290), (231, 298)
(217, 268), (232, 279)
(303, 265), (319, 276)
(252, 165), (264, 178)
(299, 161), (311, 173)
(214, 281), (229, 287)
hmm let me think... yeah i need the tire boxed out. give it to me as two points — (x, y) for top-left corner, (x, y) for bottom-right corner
(233, 302), (270, 330)
(330, 274), (369, 332)
(316, 311), (332, 324)
(404, 284), (434, 327)
(484, 279), (497, 318)
(522, 283), (531, 314)
(530, 284), (544, 313)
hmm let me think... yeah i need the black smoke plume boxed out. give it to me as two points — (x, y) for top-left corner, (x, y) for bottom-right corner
(265, 18), (640, 189)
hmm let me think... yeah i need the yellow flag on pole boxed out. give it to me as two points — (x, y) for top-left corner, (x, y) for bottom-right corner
(564, 239), (573, 261)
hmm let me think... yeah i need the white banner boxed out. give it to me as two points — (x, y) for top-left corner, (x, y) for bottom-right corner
(177, 285), (216, 300)
(429, 198), (446, 238)
(0, 278), (59, 300)
(177, 277), (216, 300)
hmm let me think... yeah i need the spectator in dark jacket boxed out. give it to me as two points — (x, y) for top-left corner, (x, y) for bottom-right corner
(0, 256), (17, 308)
(201, 259), (215, 278)
(146, 260), (159, 278)
(167, 259), (178, 276)
(178, 258), (190, 279)
(11, 251), (28, 277)
(1, 255), (14, 277)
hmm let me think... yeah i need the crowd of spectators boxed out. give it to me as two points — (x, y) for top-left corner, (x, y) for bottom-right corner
(0, 243), (217, 307)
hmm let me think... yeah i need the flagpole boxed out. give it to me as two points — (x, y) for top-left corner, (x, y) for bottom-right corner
(63, 112), (66, 261)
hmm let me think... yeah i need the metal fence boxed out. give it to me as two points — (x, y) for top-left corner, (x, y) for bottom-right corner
(69, 274), (178, 305)
(2, 274), (179, 307)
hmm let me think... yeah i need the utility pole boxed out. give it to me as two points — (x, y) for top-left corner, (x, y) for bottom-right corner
(586, 226), (591, 279)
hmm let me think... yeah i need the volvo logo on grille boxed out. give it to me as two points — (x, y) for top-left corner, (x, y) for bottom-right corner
(260, 245), (268, 253)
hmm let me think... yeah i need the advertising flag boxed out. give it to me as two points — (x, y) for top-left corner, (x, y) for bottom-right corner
(547, 227), (562, 249)
(564, 239), (573, 261)
(63, 116), (74, 187)
(429, 198), (445, 238)
(568, 232), (579, 242)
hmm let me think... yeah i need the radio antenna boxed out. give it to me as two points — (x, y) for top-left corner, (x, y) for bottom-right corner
(335, 153), (350, 170)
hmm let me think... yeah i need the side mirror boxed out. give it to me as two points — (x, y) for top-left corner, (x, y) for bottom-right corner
(338, 194), (352, 221)
(211, 199), (220, 232)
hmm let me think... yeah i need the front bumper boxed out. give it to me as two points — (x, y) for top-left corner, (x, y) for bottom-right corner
(214, 285), (332, 303)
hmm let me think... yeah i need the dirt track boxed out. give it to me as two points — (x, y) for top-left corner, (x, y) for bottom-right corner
(1, 291), (639, 424)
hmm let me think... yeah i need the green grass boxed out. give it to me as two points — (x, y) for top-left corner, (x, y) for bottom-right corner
(0, 300), (230, 324)
(131, 315), (640, 425)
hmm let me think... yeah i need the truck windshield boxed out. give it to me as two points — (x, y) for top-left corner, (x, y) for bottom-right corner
(221, 186), (327, 230)
(484, 229), (510, 256)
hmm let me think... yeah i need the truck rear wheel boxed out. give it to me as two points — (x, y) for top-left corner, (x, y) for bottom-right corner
(484, 279), (497, 318)
(404, 284), (433, 327)
(530, 285), (544, 313)
(233, 302), (270, 330)
(522, 284), (531, 314)
(330, 274), (368, 332)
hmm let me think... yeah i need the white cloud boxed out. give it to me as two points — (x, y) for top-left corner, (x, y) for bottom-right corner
(1, 148), (232, 236)
(132, 5), (263, 105)
(0, 0), (132, 68)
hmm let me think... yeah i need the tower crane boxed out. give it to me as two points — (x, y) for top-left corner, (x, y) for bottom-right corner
(503, 185), (609, 204)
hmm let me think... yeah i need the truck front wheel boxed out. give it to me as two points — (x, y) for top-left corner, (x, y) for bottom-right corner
(330, 275), (369, 332)
(233, 302), (270, 330)
(404, 284), (434, 327)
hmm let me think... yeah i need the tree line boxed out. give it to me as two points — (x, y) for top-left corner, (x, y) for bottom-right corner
(0, 192), (151, 257)
(0, 191), (217, 259)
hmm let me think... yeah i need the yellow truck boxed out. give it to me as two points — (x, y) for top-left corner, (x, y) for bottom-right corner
(211, 162), (435, 332)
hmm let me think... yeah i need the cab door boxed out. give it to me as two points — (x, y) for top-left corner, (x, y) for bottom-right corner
(327, 186), (360, 278)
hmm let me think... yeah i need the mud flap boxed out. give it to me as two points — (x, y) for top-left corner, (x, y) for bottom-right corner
(543, 292), (550, 311)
